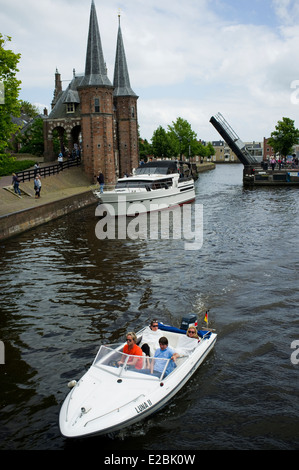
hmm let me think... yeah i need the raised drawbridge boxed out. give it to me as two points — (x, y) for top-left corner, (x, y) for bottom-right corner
(210, 113), (259, 166)
(210, 112), (299, 187)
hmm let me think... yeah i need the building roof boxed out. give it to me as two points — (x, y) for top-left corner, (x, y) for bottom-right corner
(49, 76), (83, 119)
(113, 17), (137, 97)
(80, 0), (112, 87)
(48, 1), (137, 121)
(211, 140), (224, 146)
(63, 89), (80, 104)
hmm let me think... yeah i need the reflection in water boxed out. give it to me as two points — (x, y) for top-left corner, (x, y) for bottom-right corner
(0, 165), (299, 450)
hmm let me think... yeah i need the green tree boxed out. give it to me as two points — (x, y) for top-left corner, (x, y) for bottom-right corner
(267, 117), (299, 158)
(20, 100), (39, 118)
(195, 141), (207, 160)
(17, 117), (44, 156)
(167, 117), (198, 159)
(0, 34), (21, 152)
(205, 141), (215, 160)
(139, 138), (152, 161)
(151, 126), (172, 158)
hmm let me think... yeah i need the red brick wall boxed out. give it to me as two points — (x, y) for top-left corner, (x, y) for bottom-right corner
(79, 86), (116, 183)
(263, 137), (275, 161)
(114, 96), (139, 176)
(44, 87), (140, 183)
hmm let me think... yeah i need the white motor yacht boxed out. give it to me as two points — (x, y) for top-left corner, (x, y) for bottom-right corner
(94, 160), (196, 216)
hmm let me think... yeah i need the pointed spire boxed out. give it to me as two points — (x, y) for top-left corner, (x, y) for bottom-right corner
(113, 15), (137, 97)
(81, 0), (112, 87)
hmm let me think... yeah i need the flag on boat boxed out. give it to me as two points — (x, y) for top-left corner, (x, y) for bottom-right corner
(204, 312), (208, 323)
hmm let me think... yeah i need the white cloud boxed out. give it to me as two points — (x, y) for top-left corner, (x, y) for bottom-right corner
(2, 0), (299, 142)
(272, 0), (299, 25)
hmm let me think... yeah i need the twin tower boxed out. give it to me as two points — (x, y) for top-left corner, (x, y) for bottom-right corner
(43, 0), (139, 183)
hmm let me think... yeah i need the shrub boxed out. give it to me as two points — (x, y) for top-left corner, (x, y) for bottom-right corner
(0, 154), (35, 176)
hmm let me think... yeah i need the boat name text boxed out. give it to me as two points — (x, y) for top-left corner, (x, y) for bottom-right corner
(135, 399), (152, 414)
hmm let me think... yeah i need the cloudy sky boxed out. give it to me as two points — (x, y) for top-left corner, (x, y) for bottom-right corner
(2, 0), (299, 143)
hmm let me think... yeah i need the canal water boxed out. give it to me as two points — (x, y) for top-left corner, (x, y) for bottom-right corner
(0, 164), (298, 450)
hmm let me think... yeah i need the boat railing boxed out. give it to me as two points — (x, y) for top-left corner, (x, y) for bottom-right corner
(201, 330), (213, 339)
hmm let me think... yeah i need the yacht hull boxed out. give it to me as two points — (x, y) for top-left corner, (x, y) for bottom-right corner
(95, 184), (195, 216)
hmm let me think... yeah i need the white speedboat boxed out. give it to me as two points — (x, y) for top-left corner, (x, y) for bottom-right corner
(59, 315), (217, 438)
(94, 160), (196, 216)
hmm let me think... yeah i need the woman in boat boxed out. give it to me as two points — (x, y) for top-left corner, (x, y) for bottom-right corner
(186, 326), (199, 339)
(140, 319), (160, 354)
(140, 319), (162, 368)
(118, 332), (143, 370)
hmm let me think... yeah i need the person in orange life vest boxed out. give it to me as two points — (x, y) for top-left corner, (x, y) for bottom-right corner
(118, 332), (143, 370)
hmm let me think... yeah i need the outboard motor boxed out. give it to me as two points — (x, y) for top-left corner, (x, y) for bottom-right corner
(180, 314), (198, 331)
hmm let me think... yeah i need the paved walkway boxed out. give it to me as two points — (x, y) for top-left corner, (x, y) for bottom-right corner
(0, 166), (98, 217)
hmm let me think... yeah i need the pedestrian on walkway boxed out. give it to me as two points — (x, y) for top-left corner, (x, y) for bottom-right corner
(58, 152), (63, 170)
(97, 170), (104, 193)
(34, 162), (40, 177)
(12, 173), (21, 196)
(34, 175), (42, 198)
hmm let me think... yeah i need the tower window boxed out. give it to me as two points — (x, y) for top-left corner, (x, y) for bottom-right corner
(94, 98), (100, 113)
(131, 106), (135, 118)
(66, 103), (74, 113)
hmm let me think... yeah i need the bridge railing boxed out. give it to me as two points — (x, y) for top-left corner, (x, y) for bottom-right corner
(16, 157), (82, 182)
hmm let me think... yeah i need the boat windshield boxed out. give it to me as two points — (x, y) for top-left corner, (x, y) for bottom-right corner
(115, 178), (173, 190)
(135, 167), (170, 175)
(92, 345), (173, 380)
